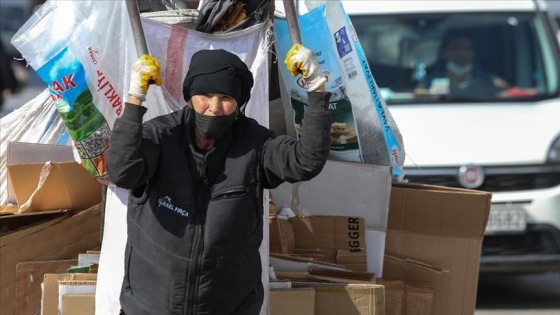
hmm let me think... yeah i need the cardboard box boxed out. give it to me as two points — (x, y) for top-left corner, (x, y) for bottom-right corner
(7, 161), (102, 213)
(269, 217), (295, 254)
(270, 288), (315, 315)
(385, 183), (491, 315)
(289, 216), (367, 271)
(292, 282), (385, 315)
(0, 204), (102, 315)
(6, 142), (75, 204)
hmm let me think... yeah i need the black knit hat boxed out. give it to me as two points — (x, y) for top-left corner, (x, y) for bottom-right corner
(182, 49), (254, 106)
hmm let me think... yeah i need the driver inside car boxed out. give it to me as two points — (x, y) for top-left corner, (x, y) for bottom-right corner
(421, 30), (508, 91)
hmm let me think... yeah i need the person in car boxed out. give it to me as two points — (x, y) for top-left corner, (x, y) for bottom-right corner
(422, 31), (508, 91)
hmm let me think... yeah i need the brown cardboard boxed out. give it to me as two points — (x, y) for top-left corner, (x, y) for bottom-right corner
(6, 142), (76, 204)
(61, 294), (96, 315)
(289, 216), (367, 270)
(270, 253), (347, 273)
(385, 183), (491, 315)
(292, 282), (385, 315)
(7, 161), (102, 213)
(0, 210), (69, 235)
(383, 255), (446, 315)
(15, 259), (77, 315)
(405, 284), (433, 315)
(310, 267), (375, 283)
(269, 217), (295, 254)
(290, 216), (366, 251)
(377, 277), (405, 315)
(42, 274), (98, 315)
(337, 249), (367, 272)
(0, 204), (102, 315)
(270, 288), (315, 315)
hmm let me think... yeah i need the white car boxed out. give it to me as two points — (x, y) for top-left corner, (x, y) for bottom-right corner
(291, 0), (560, 273)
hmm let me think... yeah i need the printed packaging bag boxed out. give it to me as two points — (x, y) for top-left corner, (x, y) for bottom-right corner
(11, 0), (170, 182)
(274, 0), (405, 181)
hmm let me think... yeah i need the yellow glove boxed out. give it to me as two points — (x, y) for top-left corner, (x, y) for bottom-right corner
(128, 55), (163, 101)
(284, 44), (326, 92)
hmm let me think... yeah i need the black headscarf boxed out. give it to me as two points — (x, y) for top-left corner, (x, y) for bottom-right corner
(182, 49), (254, 107)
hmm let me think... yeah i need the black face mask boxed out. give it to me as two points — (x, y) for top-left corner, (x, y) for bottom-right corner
(193, 110), (237, 139)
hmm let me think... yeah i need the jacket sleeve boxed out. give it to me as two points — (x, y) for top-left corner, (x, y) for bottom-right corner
(261, 91), (332, 188)
(106, 103), (161, 189)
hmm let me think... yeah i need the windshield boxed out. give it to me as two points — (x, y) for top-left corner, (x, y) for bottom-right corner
(350, 12), (559, 104)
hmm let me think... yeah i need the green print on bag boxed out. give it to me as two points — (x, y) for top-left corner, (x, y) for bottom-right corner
(37, 47), (110, 179)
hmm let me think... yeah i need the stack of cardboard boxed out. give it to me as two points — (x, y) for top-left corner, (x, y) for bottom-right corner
(0, 142), (104, 315)
(42, 265), (98, 315)
(269, 160), (492, 315)
(268, 160), (393, 315)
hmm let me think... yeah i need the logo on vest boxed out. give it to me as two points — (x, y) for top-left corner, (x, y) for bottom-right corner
(158, 196), (189, 217)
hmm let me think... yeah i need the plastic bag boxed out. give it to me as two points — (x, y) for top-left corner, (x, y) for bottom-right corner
(274, 0), (405, 181)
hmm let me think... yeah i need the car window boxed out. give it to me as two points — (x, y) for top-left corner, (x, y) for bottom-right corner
(350, 12), (559, 104)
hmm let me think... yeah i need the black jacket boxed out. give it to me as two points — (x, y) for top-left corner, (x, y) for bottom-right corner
(106, 92), (331, 315)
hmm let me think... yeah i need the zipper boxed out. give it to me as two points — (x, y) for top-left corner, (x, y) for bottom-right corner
(202, 156), (208, 186)
(184, 183), (207, 315)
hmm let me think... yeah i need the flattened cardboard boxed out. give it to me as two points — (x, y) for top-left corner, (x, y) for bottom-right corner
(269, 253), (347, 273)
(271, 160), (391, 230)
(43, 274), (97, 315)
(8, 162), (102, 212)
(385, 183), (491, 315)
(292, 282), (384, 315)
(383, 255), (446, 314)
(6, 142), (75, 204)
(15, 259), (77, 315)
(270, 288), (315, 315)
(0, 204), (102, 315)
(58, 280), (97, 314)
(269, 217), (295, 254)
(0, 210), (69, 235)
(289, 216), (366, 251)
(289, 216), (367, 271)
(377, 277), (405, 315)
(61, 294), (95, 315)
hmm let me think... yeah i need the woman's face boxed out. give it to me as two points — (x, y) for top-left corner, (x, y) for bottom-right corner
(191, 93), (238, 116)
(443, 37), (474, 66)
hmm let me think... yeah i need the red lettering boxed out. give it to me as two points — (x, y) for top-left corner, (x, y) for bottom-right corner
(50, 94), (62, 102)
(62, 74), (76, 90)
(104, 84), (114, 97)
(111, 98), (122, 109)
(106, 89), (119, 103)
(51, 80), (64, 93)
